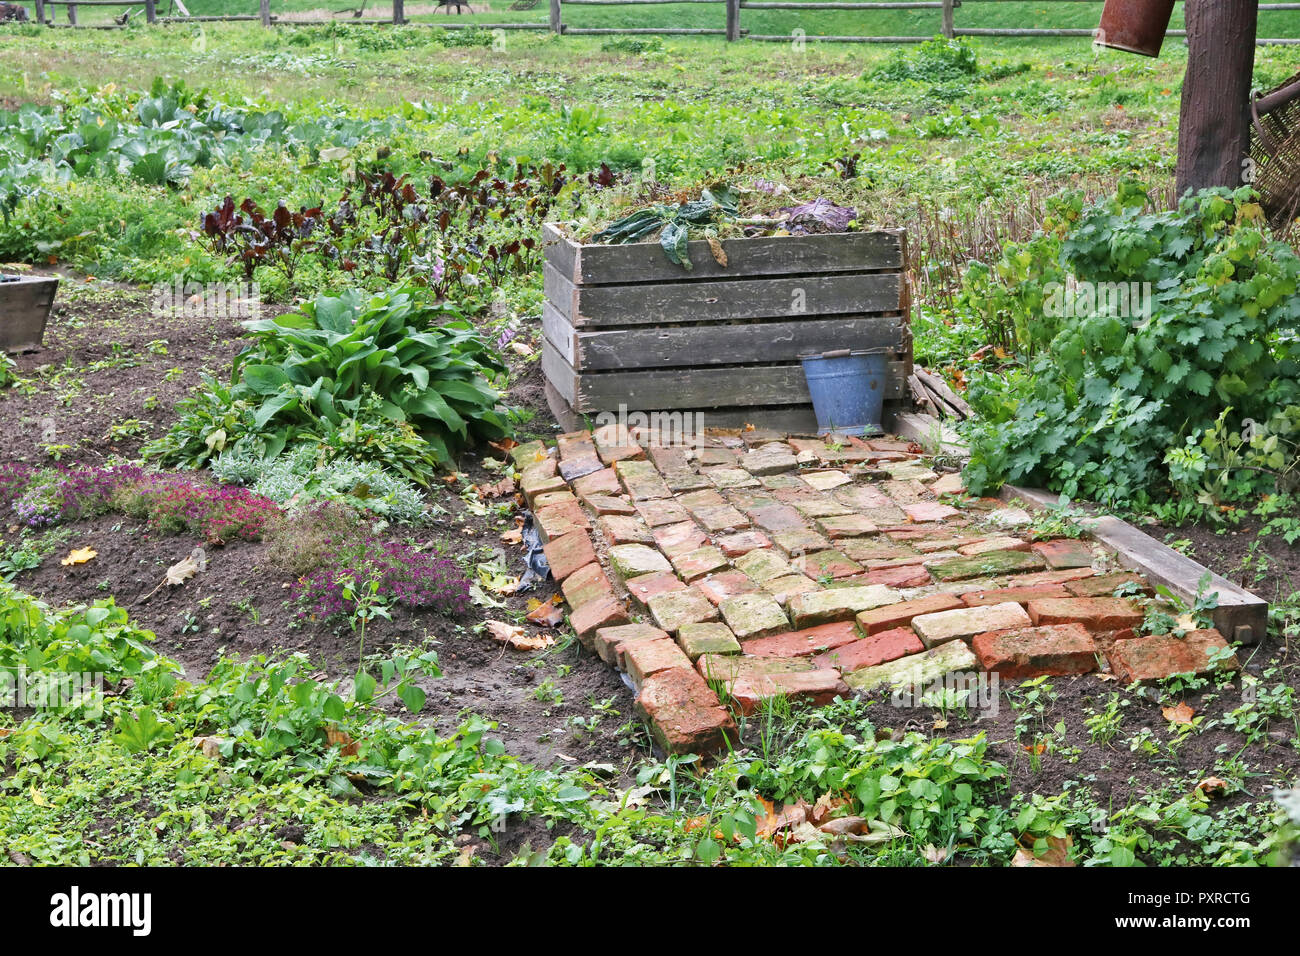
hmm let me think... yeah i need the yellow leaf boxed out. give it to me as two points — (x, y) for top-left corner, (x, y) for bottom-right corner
(1162, 702), (1195, 725)
(30, 786), (47, 807)
(60, 547), (97, 566)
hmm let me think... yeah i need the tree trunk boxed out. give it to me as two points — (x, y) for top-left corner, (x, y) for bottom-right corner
(1175, 0), (1259, 197)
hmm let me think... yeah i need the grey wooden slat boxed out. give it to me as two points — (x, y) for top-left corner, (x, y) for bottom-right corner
(566, 313), (906, 371)
(0, 277), (59, 352)
(544, 263), (904, 327)
(542, 338), (580, 406)
(541, 301), (578, 367)
(542, 223), (905, 285)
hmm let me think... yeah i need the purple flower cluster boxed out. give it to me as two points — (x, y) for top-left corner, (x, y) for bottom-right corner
(294, 534), (471, 621)
(9, 464), (146, 528)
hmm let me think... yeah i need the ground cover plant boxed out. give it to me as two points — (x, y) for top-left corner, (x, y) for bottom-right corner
(0, 23), (1297, 870)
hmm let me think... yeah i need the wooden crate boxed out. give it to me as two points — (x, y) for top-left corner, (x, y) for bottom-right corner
(540, 223), (912, 433)
(0, 275), (59, 353)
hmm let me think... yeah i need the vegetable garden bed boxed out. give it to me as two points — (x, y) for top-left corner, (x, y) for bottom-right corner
(540, 224), (913, 433)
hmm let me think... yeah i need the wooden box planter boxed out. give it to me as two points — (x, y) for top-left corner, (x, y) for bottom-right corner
(540, 224), (912, 433)
(0, 275), (59, 353)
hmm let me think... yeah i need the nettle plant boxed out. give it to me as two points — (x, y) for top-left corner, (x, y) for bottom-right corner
(961, 181), (1300, 508)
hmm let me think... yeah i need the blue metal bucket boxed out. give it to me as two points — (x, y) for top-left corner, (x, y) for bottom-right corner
(800, 349), (888, 437)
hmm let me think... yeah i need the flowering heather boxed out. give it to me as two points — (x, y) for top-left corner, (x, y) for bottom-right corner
(293, 533), (471, 622)
(11, 464), (146, 529)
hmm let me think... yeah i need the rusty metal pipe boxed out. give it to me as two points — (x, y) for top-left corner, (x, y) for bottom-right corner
(1095, 0), (1177, 57)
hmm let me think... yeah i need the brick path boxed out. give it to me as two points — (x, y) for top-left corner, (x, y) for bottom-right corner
(511, 427), (1241, 755)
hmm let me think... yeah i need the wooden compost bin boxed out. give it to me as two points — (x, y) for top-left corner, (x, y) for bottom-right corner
(540, 224), (912, 434)
(0, 275), (59, 353)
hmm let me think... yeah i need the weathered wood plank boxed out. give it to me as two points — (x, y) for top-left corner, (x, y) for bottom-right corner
(542, 224), (905, 285)
(544, 308), (906, 371)
(544, 263), (904, 327)
(0, 277), (59, 353)
(544, 340), (905, 411)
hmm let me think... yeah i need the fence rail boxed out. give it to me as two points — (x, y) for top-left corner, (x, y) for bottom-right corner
(19, 0), (1300, 45)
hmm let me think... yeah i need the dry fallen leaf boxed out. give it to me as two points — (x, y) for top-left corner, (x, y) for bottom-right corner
(525, 600), (565, 628)
(60, 547), (97, 566)
(1024, 742), (1047, 756)
(499, 528), (524, 545)
(326, 726), (359, 757)
(809, 791), (849, 826)
(485, 620), (554, 652)
(1196, 776), (1229, 797)
(509, 341), (534, 357)
(922, 844), (950, 864)
(1163, 702), (1196, 725)
(165, 554), (201, 586)
(1011, 835), (1075, 867)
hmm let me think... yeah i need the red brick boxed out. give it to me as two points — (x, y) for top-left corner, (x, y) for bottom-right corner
(1027, 597), (1143, 632)
(726, 669), (850, 716)
(623, 638), (694, 689)
(717, 530), (772, 557)
(1031, 538), (1096, 569)
(593, 424), (643, 465)
(542, 531), (596, 582)
(1009, 568), (1096, 587)
(1107, 629), (1240, 684)
(560, 562), (615, 611)
(971, 623), (1098, 679)
(625, 571), (686, 609)
(582, 494), (637, 516)
(793, 549), (863, 580)
(569, 596), (630, 646)
(856, 594), (964, 634)
(741, 620), (861, 658)
(813, 627), (924, 672)
(862, 564), (933, 588)
(556, 430), (595, 460)
(593, 623), (669, 667)
(598, 514), (653, 545)
(903, 502), (961, 523)
(636, 498), (691, 527)
(573, 467), (620, 498)
(535, 499), (591, 543)
(960, 584), (1070, 607)
(558, 454), (603, 483)
(696, 570), (759, 606)
(749, 504), (809, 534)
(635, 667), (737, 755)
(653, 520), (709, 558)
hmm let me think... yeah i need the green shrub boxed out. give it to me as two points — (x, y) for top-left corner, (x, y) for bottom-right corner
(960, 181), (1300, 507)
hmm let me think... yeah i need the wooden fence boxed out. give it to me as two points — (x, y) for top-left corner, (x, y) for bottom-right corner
(21, 0), (1300, 44)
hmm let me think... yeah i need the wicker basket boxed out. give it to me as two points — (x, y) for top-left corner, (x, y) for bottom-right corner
(1250, 71), (1300, 232)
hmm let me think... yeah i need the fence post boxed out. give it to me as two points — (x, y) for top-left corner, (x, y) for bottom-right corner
(549, 0), (561, 34)
(260, 0), (270, 27)
(941, 0), (954, 39)
(393, 0), (403, 23)
(726, 0), (740, 41)
(144, 0), (156, 23)
(67, 3), (77, 25)
(34, 0), (45, 24)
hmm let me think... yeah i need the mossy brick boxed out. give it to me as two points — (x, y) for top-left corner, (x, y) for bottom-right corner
(960, 584), (1070, 607)
(615, 458), (672, 500)
(636, 497), (691, 527)
(773, 528), (833, 557)
(624, 638), (694, 689)
(911, 601), (1031, 648)
(593, 623), (668, 666)
(862, 564), (934, 589)
(698, 447), (739, 467)
(717, 530), (772, 557)
(695, 653), (814, 683)
(508, 440), (547, 469)
(735, 548), (793, 584)
(1027, 597), (1144, 632)
(696, 570), (758, 606)
(832, 484), (894, 510)
(845, 640), (979, 695)
(749, 504), (809, 534)
(558, 454), (604, 483)
(787, 585), (901, 628)
(1031, 538), (1097, 569)
(561, 562), (615, 611)
(625, 571), (686, 609)
(555, 430), (595, 460)
(583, 494), (637, 516)
(957, 536), (1031, 557)
(878, 460), (938, 482)
(929, 472), (965, 496)
(672, 546), (730, 583)
(647, 587), (719, 633)
(593, 424), (643, 465)
(706, 467), (760, 490)
(573, 467), (620, 498)
(1107, 629), (1240, 684)
(902, 501), (962, 523)
(1009, 568), (1096, 587)
(928, 549), (1046, 582)
(814, 627), (925, 673)
(608, 543), (673, 580)
(740, 451), (798, 476)
(652, 520), (709, 558)
(971, 623), (1098, 679)
(816, 514), (880, 539)
(692, 504), (750, 533)
(570, 596), (630, 646)
(719, 591), (789, 640)
(802, 470), (851, 491)
(840, 538), (918, 563)
(598, 514), (654, 546)
(857, 593), (965, 634)
(678, 488), (727, 511)
(791, 496), (855, 519)
(741, 620), (860, 658)
(522, 472), (567, 503)
(677, 622), (742, 660)
(1064, 572), (1154, 598)
(646, 444), (691, 473)
(761, 473), (811, 490)
(794, 549), (863, 581)
(535, 500), (591, 543)
(542, 531), (596, 582)
(861, 554), (930, 571)
(635, 667), (737, 755)
(726, 669), (850, 716)
(763, 573), (820, 605)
